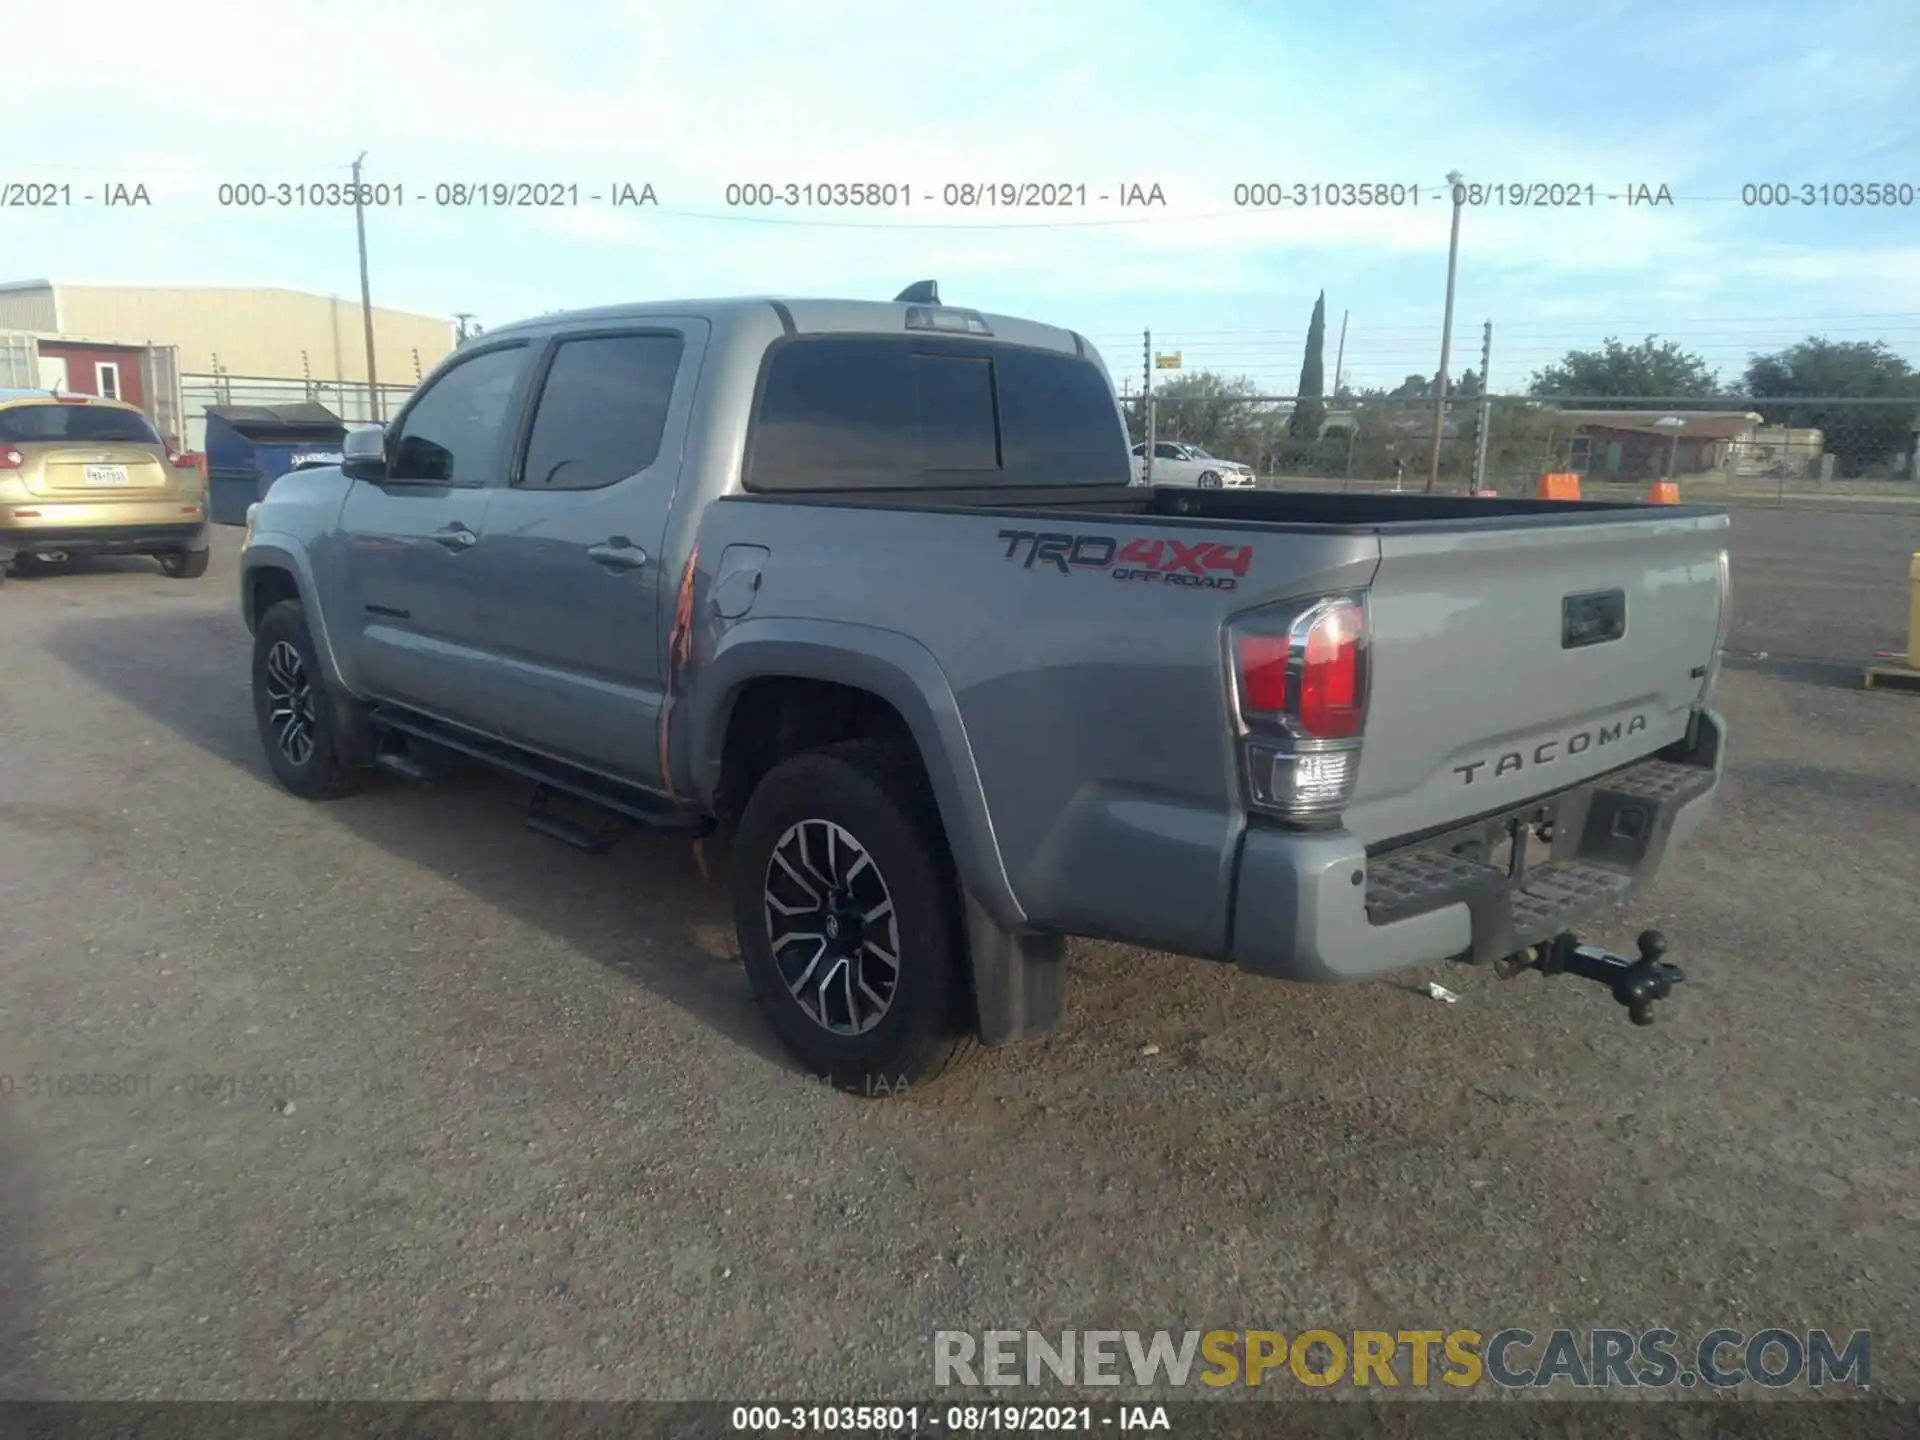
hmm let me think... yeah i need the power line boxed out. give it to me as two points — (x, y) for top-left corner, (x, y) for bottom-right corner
(1084, 315), (1920, 341)
(634, 207), (1267, 231)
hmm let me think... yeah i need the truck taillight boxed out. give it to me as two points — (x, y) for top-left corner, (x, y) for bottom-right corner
(1237, 634), (1291, 713)
(1234, 598), (1367, 738)
(1230, 595), (1370, 823)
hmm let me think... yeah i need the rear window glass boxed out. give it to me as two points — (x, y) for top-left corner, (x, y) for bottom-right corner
(0, 404), (161, 445)
(747, 336), (1127, 490)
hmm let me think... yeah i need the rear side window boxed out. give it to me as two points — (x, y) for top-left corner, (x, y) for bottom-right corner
(747, 336), (1127, 491)
(0, 404), (160, 445)
(519, 332), (685, 491)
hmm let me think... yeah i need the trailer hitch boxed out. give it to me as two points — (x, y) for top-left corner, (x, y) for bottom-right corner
(1505, 929), (1685, 1026)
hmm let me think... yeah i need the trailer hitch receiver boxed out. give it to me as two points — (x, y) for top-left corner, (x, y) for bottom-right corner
(1534, 929), (1685, 1026)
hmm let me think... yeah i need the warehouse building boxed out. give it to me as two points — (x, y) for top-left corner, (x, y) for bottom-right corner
(0, 280), (455, 448)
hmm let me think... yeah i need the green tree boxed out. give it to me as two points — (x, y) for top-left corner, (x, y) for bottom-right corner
(1289, 291), (1327, 439)
(1147, 371), (1272, 459)
(1744, 338), (1920, 476)
(1385, 372), (1475, 401)
(1527, 336), (1720, 398)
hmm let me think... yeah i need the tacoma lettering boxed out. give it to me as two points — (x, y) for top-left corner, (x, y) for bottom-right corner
(1455, 715), (1648, 785)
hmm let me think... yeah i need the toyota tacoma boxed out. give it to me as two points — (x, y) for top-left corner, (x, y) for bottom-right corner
(239, 284), (1731, 1093)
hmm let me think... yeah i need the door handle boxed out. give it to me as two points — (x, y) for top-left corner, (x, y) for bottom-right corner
(587, 538), (648, 571)
(433, 523), (478, 552)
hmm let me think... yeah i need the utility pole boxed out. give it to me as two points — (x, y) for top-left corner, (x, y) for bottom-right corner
(1471, 320), (1493, 491)
(1332, 309), (1349, 397)
(1425, 171), (1466, 493)
(351, 152), (381, 423)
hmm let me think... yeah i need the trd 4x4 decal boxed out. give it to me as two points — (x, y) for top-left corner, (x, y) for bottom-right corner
(997, 529), (1250, 591)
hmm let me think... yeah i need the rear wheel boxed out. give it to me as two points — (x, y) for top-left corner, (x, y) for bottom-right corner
(251, 599), (366, 800)
(731, 740), (979, 1096)
(158, 548), (210, 579)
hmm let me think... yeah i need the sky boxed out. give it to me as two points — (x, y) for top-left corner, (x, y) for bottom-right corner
(6, 0), (1920, 394)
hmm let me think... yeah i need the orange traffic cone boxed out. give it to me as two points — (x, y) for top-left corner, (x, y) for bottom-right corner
(1536, 472), (1581, 501)
(1648, 480), (1680, 504)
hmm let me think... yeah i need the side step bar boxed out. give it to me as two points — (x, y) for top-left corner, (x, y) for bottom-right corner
(525, 784), (632, 854)
(368, 705), (713, 839)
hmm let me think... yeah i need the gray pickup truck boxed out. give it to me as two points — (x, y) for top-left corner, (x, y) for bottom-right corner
(240, 284), (1732, 1094)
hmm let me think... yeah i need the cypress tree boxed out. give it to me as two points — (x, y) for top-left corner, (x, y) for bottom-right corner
(1290, 291), (1327, 439)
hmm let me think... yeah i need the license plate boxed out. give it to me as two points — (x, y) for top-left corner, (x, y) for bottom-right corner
(84, 465), (130, 486)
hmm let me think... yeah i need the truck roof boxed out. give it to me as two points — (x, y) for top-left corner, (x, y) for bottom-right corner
(483, 297), (1089, 358)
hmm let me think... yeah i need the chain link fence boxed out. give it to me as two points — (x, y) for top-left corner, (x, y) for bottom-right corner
(1127, 392), (1920, 502)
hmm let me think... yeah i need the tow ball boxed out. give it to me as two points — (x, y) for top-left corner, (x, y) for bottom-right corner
(1496, 930), (1686, 1026)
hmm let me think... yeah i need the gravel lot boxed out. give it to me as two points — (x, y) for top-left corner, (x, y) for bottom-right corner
(0, 508), (1915, 1402)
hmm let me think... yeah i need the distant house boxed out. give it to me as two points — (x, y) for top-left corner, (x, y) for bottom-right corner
(1560, 409), (1765, 478)
(1735, 426), (1826, 479)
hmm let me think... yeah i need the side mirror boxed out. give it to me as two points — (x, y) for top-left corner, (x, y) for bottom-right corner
(341, 424), (388, 481)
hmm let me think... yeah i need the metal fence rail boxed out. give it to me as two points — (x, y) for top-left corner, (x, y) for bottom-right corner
(1127, 392), (1920, 500)
(179, 373), (417, 451)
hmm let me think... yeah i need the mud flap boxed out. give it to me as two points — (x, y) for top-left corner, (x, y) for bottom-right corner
(962, 891), (1067, 1047)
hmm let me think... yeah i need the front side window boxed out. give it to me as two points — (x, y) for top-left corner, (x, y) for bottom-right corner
(389, 345), (527, 483)
(519, 333), (685, 491)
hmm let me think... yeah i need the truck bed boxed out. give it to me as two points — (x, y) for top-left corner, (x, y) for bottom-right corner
(699, 480), (1730, 963)
(735, 482), (1726, 531)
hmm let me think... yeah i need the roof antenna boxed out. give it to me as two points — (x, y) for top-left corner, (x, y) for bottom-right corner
(894, 280), (939, 304)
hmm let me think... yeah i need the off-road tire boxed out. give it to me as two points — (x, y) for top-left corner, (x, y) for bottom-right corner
(251, 599), (367, 800)
(731, 740), (980, 1096)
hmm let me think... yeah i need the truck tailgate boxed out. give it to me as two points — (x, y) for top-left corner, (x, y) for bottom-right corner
(1345, 510), (1730, 848)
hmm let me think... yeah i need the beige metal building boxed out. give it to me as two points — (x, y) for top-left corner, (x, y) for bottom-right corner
(0, 280), (454, 387)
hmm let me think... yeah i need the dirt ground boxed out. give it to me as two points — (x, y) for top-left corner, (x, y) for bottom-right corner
(0, 507), (1914, 1403)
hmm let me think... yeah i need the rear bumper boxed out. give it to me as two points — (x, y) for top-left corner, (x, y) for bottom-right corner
(1228, 708), (1726, 982)
(0, 514), (209, 561)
